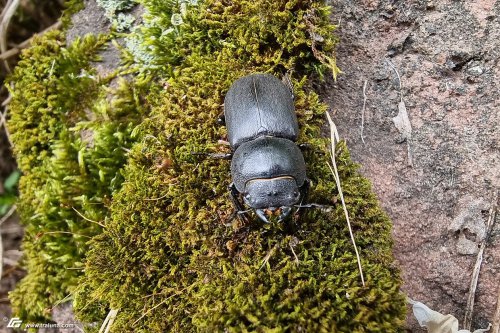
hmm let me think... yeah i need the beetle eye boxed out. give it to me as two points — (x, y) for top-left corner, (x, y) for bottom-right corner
(294, 191), (299, 197)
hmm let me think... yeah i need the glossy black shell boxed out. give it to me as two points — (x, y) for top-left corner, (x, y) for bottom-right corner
(224, 73), (298, 149)
(231, 136), (306, 193)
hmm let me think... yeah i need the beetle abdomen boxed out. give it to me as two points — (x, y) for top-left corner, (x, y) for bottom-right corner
(224, 73), (298, 149)
(231, 136), (306, 192)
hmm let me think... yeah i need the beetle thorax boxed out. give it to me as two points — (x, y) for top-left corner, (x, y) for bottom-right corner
(243, 176), (300, 209)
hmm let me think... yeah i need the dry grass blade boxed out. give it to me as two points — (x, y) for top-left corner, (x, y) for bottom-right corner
(464, 190), (498, 330)
(72, 207), (106, 228)
(260, 243), (279, 270)
(0, 0), (21, 72)
(325, 112), (365, 286)
(99, 309), (119, 333)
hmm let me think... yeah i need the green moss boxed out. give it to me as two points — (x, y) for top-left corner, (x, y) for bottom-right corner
(8, 0), (405, 330)
(61, 0), (85, 29)
(80, 1), (403, 331)
(7, 31), (146, 320)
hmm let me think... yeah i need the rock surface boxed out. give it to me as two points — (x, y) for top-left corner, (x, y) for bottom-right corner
(324, 0), (499, 331)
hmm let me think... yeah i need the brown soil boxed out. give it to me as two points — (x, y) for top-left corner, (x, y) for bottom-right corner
(324, 0), (499, 330)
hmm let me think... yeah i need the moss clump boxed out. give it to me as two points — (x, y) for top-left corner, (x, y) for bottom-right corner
(7, 31), (146, 319)
(8, 0), (406, 331)
(78, 0), (405, 331)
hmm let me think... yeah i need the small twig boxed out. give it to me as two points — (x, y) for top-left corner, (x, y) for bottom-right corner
(464, 190), (498, 330)
(0, 205), (17, 283)
(1, 263), (20, 277)
(0, 204), (16, 226)
(0, 0), (21, 72)
(0, 46), (17, 61)
(0, 20), (62, 61)
(2, 93), (12, 107)
(360, 80), (367, 144)
(326, 112), (365, 287)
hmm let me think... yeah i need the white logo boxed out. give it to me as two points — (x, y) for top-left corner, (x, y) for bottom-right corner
(6, 317), (23, 328)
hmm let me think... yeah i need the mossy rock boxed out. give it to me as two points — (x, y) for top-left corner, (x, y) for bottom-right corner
(7, 0), (406, 331)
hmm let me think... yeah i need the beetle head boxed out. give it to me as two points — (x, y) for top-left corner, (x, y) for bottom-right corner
(243, 177), (300, 223)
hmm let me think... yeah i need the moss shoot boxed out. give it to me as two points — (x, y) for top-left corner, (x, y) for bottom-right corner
(7, 0), (406, 331)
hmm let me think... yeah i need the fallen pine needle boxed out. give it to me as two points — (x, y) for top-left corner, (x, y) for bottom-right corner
(326, 112), (365, 286)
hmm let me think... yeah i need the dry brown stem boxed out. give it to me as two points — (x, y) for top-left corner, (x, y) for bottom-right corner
(464, 190), (498, 330)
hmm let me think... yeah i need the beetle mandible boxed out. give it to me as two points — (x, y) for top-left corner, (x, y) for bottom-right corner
(224, 73), (309, 223)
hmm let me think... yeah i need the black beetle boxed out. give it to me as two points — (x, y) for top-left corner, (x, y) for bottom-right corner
(224, 73), (309, 223)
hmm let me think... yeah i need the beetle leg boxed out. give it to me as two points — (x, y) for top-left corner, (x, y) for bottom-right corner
(278, 207), (292, 222)
(256, 209), (270, 223)
(295, 179), (310, 216)
(217, 112), (226, 126)
(229, 183), (250, 224)
(282, 72), (295, 100)
(297, 143), (313, 151)
(191, 152), (233, 160)
(300, 178), (310, 204)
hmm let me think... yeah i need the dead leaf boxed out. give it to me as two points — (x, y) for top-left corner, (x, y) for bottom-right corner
(409, 299), (491, 333)
(392, 100), (414, 166)
(392, 100), (412, 140)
